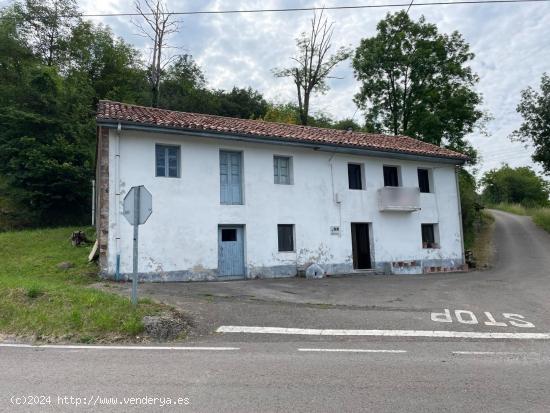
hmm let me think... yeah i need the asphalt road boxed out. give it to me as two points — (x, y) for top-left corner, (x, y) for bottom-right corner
(2, 210), (550, 412)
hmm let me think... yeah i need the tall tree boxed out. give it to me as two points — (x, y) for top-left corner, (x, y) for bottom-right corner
(68, 21), (149, 105)
(133, 0), (181, 107)
(21, 0), (79, 67)
(510, 73), (550, 175)
(274, 10), (350, 125)
(352, 11), (484, 157)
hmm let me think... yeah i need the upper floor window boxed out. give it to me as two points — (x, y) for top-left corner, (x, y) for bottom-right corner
(383, 165), (400, 187)
(274, 156), (292, 185)
(348, 163), (364, 190)
(156, 144), (180, 178)
(220, 150), (243, 205)
(418, 168), (431, 193)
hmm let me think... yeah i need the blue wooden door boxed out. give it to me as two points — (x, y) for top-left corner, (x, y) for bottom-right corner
(220, 151), (242, 204)
(218, 226), (245, 277)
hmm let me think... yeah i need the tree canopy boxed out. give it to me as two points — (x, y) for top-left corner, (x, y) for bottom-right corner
(352, 11), (484, 160)
(511, 73), (550, 175)
(481, 165), (549, 207)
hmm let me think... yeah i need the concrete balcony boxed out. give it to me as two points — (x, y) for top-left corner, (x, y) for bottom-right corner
(377, 186), (421, 212)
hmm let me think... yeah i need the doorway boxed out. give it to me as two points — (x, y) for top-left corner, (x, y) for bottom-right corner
(218, 225), (245, 278)
(351, 223), (372, 270)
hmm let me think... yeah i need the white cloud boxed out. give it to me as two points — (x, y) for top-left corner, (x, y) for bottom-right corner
(64, 0), (550, 175)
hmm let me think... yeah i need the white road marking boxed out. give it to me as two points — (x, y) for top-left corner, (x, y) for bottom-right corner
(217, 326), (550, 340)
(0, 343), (240, 351)
(452, 351), (534, 356)
(298, 348), (407, 353)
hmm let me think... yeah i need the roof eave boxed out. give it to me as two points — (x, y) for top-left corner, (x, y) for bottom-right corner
(96, 118), (468, 165)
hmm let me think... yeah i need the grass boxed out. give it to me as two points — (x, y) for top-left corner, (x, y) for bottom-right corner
(0, 227), (165, 343)
(490, 203), (550, 233)
(469, 210), (495, 269)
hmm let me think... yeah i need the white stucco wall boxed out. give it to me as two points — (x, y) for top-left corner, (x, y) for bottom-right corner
(106, 128), (464, 280)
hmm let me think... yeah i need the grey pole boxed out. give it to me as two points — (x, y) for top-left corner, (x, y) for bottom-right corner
(131, 186), (140, 305)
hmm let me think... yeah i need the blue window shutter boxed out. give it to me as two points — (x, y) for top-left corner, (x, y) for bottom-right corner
(274, 156), (290, 184)
(156, 145), (166, 176)
(230, 152), (242, 204)
(220, 151), (229, 204)
(220, 151), (242, 204)
(167, 147), (178, 177)
(273, 157), (279, 184)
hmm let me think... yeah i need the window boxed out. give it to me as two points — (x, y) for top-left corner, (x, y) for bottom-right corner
(383, 165), (399, 187)
(421, 224), (439, 248)
(221, 228), (237, 242)
(348, 163), (364, 190)
(274, 156), (292, 185)
(278, 224), (295, 252)
(155, 144), (180, 177)
(220, 151), (243, 205)
(418, 168), (431, 193)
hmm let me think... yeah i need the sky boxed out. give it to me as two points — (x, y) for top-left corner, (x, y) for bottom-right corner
(28, 1), (550, 177)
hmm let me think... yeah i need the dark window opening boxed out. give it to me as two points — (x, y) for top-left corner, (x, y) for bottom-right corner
(418, 169), (431, 193)
(383, 166), (399, 187)
(221, 229), (237, 242)
(278, 224), (294, 252)
(348, 164), (363, 190)
(421, 224), (437, 248)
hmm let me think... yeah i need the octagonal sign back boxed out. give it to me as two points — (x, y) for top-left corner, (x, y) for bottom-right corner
(123, 185), (152, 225)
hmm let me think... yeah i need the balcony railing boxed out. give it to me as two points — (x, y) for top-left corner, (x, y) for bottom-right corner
(378, 186), (420, 212)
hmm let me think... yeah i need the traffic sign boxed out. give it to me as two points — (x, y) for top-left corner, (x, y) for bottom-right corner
(123, 186), (152, 226)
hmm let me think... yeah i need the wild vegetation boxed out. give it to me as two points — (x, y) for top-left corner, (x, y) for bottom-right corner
(481, 165), (550, 233)
(0, 227), (165, 342)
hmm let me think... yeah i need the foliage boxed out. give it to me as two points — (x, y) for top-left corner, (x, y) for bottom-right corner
(0, 227), (165, 342)
(481, 165), (550, 207)
(510, 73), (550, 175)
(458, 168), (481, 249)
(274, 11), (350, 125)
(333, 118), (363, 131)
(352, 11), (484, 160)
(21, 0), (79, 66)
(491, 203), (550, 234)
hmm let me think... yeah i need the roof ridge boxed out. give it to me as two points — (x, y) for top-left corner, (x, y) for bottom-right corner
(98, 100), (402, 139)
(96, 100), (468, 162)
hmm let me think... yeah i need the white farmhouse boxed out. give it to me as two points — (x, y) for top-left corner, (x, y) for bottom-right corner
(95, 100), (468, 281)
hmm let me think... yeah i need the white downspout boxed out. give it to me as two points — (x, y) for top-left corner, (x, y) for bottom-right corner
(115, 122), (122, 280)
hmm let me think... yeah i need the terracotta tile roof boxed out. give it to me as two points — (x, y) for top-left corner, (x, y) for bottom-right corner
(97, 100), (468, 162)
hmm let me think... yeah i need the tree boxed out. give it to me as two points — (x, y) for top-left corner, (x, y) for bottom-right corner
(274, 10), (350, 125)
(213, 87), (268, 119)
(352, 11), (484, 157)
(333, 118), (362, 131)
(510, 73), (550, 175)
(481, 165), (549, 207)
(133, 0), (181, 107)
(21, 0), (79, 67)
(68, 21), (149, 105)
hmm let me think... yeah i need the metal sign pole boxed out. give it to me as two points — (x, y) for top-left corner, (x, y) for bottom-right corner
(131, 186), (140, 305)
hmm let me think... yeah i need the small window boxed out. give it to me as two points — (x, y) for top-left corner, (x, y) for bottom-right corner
(274, 156), (292, 185)
(418, 168), (431, 193)
(383, 165), (399, 187)
(156, 144), (180, 177)
(277, 224), (294, 252)
(421, 224), (439, 248)
(348, 163), (364, 190)
(221, 228), (237, 242)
